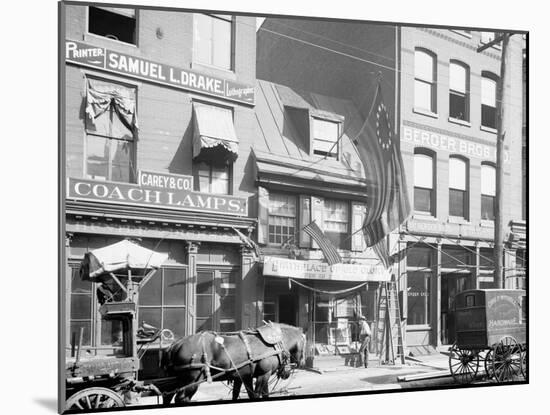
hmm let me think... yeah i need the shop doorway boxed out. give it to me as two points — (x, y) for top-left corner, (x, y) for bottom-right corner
(441, 272), (473, 344)
(278, 294), (297, 326)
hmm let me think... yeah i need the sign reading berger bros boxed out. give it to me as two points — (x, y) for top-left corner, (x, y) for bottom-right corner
(68, 171), (247, 216)
(263, 256), (391, 282)
(65, 40), (255, 105)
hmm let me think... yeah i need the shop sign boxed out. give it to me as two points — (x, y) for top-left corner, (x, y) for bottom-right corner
(402, 125), (510, 163)
(407, 219), (494, 240)
(65, 40), (255, 105)
(67, 176), (247, 216)
(138, 170), (193, 191)
(262, 256), (390, 282)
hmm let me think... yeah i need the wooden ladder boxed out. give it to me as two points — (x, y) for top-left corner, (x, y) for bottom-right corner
(375, 278), (405, 365)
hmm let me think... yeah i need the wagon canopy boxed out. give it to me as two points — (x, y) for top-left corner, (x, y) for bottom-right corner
(80, 239), (169, 282)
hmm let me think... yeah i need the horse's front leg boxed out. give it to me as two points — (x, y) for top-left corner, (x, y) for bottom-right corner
(174, 385), (198, 404)
(255, 371), (272, 399)
(232, 378), (242, 401)
(162, 392), (174, 406)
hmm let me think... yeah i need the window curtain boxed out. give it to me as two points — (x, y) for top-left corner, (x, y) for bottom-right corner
(86, 79), (139, 135)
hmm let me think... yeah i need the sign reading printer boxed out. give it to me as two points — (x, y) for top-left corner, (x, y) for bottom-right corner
(262, 256), (391, 282)
(67, 176), (248, 216)
(65, 40), (254, 105)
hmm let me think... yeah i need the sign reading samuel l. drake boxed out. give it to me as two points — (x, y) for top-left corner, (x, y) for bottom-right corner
(65, 40), (255, 105)
(262, 256), (391, 282)
(67, 176), (248, 216)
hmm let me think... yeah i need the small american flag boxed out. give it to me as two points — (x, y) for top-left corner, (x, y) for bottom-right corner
(303, 221), (342, 266)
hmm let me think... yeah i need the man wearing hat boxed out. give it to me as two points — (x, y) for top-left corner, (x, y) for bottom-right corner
(358, 315), (371, 368)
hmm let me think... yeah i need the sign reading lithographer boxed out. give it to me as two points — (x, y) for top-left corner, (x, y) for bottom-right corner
(67, 176), (247, 216)
(262, 256), (390, 282)
(65, 40), (255, 105)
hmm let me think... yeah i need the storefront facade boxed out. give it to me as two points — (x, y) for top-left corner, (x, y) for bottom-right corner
(398, 28), (526, 350)
(62, 4), (263, 366)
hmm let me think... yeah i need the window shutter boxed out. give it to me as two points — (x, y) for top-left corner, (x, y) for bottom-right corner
(257, 186), (269, 245)
(298, 195), (311, 248)
(310, 196), (324, 249)
(351, 202), (367, 252)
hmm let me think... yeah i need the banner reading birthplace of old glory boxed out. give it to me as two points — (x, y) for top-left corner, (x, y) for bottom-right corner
(65, 39), (255, 105)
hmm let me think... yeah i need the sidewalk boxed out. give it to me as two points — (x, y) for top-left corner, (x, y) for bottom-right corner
(137, 353), (454, 406)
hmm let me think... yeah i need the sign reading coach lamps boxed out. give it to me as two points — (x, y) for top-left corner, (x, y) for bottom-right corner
(262, 256), (391, 282)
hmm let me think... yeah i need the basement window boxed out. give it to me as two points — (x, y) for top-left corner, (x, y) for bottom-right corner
(88, 6), (137, 45)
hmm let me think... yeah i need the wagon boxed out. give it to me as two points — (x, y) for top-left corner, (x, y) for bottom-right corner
(448, 289), (527, 384)
(64, 240), (172, 411)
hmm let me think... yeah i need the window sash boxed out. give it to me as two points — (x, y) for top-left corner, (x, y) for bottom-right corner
(414, 187), (433, 213)
(449, 188), (467, 218)
(414, 154), (434, 189)
(481, 165), (496, 196)
(415, 50), (435, 82)
(198, 162), (230, 194)
(194, 14), (232, 69)
(481, 195), (496, 221)
(268, 194), (297, 245)
(449, 158), (467, 190)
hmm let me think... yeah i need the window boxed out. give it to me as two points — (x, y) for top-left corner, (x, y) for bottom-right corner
(481, 164), (496, 220)
(414, 49), (437, 113)
(449, 157), (468, 219)
(268, 194), (297, 245)
(414, 152), (435, 214)
(88, 7), (136, 45)
(323, 199), (349, 250)
(139, 267), (188, 337)
(449, 61), (470, 121)
(196, 268), (238, 332)
(194, 14), (233, 70)
(481, 73), (498, 129)
(313, 118), (340, 158)
(69, 266), (94, 347)
(197, 162), (230, 194)
(407, 272), (431, 325)
(85, 78), (137, 183)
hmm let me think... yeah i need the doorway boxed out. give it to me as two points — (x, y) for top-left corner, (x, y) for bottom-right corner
(441, 272), (473, 344)
(278, 294), (297, 326)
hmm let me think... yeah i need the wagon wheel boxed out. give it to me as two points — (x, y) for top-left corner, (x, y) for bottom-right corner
(492, 336), (523, 383)
(449, 344), (479, 384)
(520, 345), (527, 380)
(484, 349), (495, 380)
(66, 387), (125, 411)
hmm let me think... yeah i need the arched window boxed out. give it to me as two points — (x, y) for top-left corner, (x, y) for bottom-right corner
(481, 163), (496, 220)
(414, 49), (437, 113)
(481, 72), (498, 129)
(414, 150), (435, 215)
(449, 156), (469, 219)
(449, 61), (470, 121)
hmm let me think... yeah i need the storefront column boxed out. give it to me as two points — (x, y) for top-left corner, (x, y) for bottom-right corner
(186, 241), (199, 335)
(434, 239), (442, 348)
(240, 246), (259, 329)
(475, 243), (481, 289)
(504, 244), (515, 289)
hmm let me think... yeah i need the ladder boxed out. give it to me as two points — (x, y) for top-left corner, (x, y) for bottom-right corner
(375, 278), (405, 365)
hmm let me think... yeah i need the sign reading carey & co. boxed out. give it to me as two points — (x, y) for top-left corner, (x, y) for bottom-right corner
(262, 256), (391, 282)
(67, 174), (248, 216)
(65, 40), (255, 105)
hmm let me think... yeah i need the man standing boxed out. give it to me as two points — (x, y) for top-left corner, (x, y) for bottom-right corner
(358, 315), (371, 368)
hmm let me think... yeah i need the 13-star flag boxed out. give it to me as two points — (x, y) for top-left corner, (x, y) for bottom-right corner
(352, 82), (411, 249)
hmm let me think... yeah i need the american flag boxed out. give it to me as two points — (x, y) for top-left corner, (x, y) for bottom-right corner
(303, 221), (342, 266)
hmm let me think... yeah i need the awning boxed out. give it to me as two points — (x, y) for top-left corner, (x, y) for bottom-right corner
(80, 239), (168, 282)
(193, 103), (239, 162)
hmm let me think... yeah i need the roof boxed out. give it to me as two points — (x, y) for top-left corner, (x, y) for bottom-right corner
(253, 80), (369, 190)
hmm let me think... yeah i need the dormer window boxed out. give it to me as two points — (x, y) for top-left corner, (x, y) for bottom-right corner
(312, 117), (340, 159)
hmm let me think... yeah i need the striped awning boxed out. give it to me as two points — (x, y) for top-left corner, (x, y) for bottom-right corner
(193, 103), (239, 162)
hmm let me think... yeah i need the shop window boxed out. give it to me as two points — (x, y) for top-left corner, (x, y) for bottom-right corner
(481, 73), (498, 129)
(414, 48), (437, 113)
(323, 199), (349, 250)
(196, 162), (231, 194)
(414, 151), (435, 215)
(442, 246), (473, 269)
(481, 163), (496, 220)
(312, 117), (340, 159)
(194, 14), (233, 70)
(479, 248), (495, 272)
(449, 156), (469, 219)
(449, 61), (470, 121)
(407, 245), (433, 269)
(139, 267), (188, 337)
(69, 266), (94, 347)
(268, 193), (297, 245)
(196, 268), (238, 332)
(407, 272), (431, 325)
(88, 7), (137, 45)
(85, 78), (137, 183)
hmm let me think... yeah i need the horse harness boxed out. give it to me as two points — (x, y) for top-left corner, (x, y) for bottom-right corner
(167, 325), (292, 395)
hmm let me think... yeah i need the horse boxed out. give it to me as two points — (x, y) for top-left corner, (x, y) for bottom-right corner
(160, 323), (306, 404)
